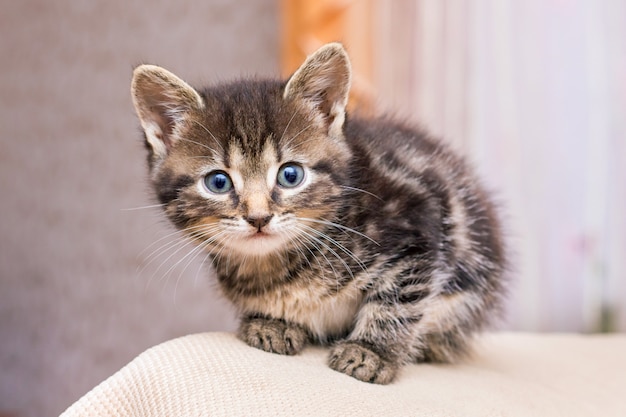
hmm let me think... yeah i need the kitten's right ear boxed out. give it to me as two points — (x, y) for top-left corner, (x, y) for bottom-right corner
(284, 43), (352, 137)
(131, 65), (204, 159)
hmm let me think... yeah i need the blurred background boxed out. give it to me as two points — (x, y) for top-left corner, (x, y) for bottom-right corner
(1, 1), (624, 416)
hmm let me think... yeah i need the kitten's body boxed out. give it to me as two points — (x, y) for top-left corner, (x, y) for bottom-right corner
(131, 44), (506, 384)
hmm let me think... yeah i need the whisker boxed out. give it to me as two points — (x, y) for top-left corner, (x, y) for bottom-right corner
(138, 224), (217, 261)
(288, 229), (331, 283)
(137, 233), (190, 276)
(190, 120), (225, 153)
(205, 229), (234, 272)
(299, 224), (369, 276)
(192, 234), (229, 287)
(167, 229), (228, 298)
(279, 109), (299, 143)
(283, 123), (315, 150)
(121, 203), (166, 211)
(297, 225), (355, 280)
(140, 224), (222, 288)
(142, 236), (198, 290)
(283, 229), (313, 269)
(339, 186), (384, 202)
(171, 241), (208, 302)
(177, 137), (214, 152)
(297, 217), (380, 246)
(293, 226), (340, 279)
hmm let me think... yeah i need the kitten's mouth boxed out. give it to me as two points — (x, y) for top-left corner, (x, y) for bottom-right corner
(249, 231), (271, 238)
(226, 229), (287, 257)
(243, 227), (278, 241)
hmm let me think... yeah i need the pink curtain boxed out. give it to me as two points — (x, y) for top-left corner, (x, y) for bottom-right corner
(372, 0), (626, 332)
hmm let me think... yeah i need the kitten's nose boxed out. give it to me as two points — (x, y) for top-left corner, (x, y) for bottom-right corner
(245, 214), (274, 230)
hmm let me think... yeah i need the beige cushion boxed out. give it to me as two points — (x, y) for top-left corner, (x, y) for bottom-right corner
(60, 332), (626, 416)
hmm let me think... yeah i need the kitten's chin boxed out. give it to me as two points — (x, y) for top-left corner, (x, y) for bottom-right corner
(227, 232), (289, 257)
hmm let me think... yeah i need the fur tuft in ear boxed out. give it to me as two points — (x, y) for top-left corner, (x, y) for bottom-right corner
(283, 43), (352, 135)
(131, 65), (204, 160)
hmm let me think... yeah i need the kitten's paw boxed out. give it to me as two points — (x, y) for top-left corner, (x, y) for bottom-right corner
(328, 341), (397, 384)
(239, 316), (308, 355)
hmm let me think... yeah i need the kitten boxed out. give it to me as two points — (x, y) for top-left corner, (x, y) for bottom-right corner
(131, 43), (506, 384)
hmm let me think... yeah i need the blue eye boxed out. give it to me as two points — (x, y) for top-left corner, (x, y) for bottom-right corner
(277, 163), (305, 188)
(204, 171), (233, 194)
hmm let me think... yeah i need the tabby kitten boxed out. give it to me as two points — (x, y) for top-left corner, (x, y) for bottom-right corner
(131, 43), (506, 384)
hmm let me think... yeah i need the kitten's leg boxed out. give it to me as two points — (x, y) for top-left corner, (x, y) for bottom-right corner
(329, 277), (481, 384)
(327, 302), (412, 384)
(327, 264), (431, 383)
(239, 315), (309, 355)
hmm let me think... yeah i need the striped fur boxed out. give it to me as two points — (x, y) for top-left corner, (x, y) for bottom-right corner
(131, 43), (507, 384)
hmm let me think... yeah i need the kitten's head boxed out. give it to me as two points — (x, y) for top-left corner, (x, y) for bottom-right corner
(131, 43), (353, 257)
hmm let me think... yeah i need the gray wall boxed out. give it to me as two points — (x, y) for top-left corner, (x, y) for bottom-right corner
(0, 1), (279, 416)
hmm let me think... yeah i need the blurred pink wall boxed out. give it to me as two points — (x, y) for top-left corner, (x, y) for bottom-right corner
(373, 0), (626, 332)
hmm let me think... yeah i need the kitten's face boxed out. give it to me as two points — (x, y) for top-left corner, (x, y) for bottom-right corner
(155, 89), (350, 257)
(132, 44), (352, 259)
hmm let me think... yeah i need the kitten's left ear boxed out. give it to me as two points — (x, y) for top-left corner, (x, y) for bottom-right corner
(131, 65), (204, 160)
(284, 43), (352, 135)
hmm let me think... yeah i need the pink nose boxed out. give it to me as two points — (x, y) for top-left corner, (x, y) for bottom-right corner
(245, 215), (273, 230)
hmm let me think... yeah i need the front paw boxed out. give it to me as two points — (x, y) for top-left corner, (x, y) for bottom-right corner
(239, 316), (308, 355)
(328, 341), (397, 384)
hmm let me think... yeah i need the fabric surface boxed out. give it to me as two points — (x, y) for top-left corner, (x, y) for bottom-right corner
(60, 332), (626, 417)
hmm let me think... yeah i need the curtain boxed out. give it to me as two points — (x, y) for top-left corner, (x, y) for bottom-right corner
(282, 0), (626, 332)
(372, 0), (626, 332)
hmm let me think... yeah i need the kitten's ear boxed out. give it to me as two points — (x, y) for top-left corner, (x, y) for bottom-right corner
(131, 65), (204, 159)
(284, 43), (352, 134)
